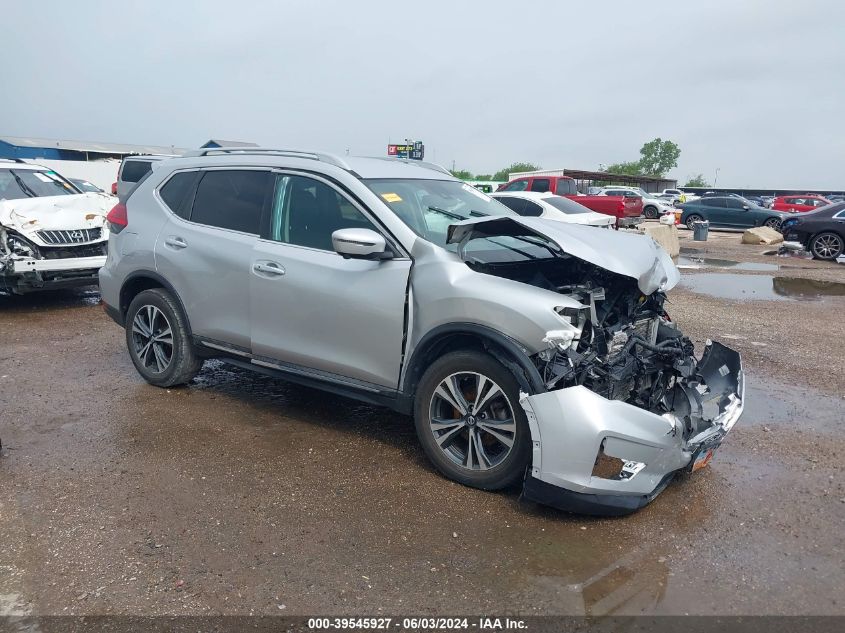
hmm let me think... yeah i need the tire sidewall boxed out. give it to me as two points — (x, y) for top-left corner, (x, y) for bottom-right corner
(125, 289), (196, 387)
(685, 214), (702, 230)
(413, 350), (532, 490)
(811, 232), (844, 260)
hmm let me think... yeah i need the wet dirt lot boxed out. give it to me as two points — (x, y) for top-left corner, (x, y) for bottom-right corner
(1, 235), (844, 617)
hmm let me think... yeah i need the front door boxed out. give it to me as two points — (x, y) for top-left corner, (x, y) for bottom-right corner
(249, 173), (411, 389)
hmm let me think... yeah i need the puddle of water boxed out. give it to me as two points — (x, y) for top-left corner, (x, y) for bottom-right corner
(678, 273), (845, 301)
(676, 256), (779, 272)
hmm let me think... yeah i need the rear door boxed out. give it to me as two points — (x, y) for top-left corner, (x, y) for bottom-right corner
(723, 197), (751, 227)
(154, 168), (272, 350)
(249, 172), (411, 389)
(701, 197), (729, 225)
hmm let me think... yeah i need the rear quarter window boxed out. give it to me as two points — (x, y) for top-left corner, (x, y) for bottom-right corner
(159, 171), (199, 219)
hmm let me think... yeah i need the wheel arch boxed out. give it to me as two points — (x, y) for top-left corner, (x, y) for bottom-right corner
(401, 323), (545, 401)
(119, 270), (191, 335)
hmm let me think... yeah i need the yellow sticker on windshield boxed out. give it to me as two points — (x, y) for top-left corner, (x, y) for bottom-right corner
(381, 193), (402, 203)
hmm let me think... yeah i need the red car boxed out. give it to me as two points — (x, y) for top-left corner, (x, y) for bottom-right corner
(497, 175), (642, 226)
(771, 195), (831, 213)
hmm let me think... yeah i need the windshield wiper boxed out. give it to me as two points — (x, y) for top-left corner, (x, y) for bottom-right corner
(10, 171), (37, 198)
(427, 206), (465, 221)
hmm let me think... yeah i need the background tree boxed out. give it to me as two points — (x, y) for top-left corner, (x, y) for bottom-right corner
(684, 173), (709, 187)
(637, 138), (681, 177)
(449, 168), (474, 180)
(492, 162), (541, 182)
(474, 173), (493, 181)
(603, 161), (644, 176)
(601, 138), (681, 178)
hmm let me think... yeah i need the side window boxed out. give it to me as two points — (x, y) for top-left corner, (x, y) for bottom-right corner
(494, 196), (527, 215)
(522, 200), (544, 217)
(159, 171), (199, 219)
(555, 179), (577, 195)
(190, 170), (269, 234)
(121, 160), (153, 183)
(270, 174), (379, 251)
(725, 198), (744, 209)
(502, 179), (528, 192)
(530, 178), (550, 193)
(705, 198), (727, 208)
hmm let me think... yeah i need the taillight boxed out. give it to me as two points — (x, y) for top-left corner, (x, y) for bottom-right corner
(106, 203), (128, 233)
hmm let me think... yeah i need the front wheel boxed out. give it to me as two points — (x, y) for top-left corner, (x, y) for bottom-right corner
(685, 214), (703, 230)
(125, 288), (202, 387)
(763, 217), (782, 230)
(810, 232), (844, 260)
(414, 351), (531, 490)
(643, 205), (659, 219)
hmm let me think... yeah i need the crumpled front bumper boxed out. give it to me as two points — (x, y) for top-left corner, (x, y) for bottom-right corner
(520, 341), (744, 516)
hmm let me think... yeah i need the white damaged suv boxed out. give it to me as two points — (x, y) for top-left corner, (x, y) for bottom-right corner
(99, 148), (744, 515)
(0, 159), (112, 293)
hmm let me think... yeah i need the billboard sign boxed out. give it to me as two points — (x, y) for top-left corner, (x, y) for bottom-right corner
(387, 141), (424, 160)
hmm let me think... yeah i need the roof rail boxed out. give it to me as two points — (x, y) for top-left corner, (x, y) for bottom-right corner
(363, 156), (452, 176)
(180, 147), (351, 171)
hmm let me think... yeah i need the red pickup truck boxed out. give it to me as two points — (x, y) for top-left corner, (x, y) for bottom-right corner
(497, 175), (643, 226)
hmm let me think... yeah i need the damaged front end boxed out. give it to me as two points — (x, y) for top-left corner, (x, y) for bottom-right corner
(447, 216), (745, 515)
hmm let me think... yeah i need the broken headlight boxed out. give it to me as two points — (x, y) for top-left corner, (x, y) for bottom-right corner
(5, 233), (39, 258)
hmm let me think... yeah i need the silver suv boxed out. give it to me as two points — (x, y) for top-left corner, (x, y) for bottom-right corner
(99, 148), (744, 515)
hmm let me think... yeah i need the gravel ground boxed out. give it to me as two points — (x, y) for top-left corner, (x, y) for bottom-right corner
(0, 235), (843, 617)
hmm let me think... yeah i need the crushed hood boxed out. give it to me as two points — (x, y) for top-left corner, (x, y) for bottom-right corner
(0, 193), (113, 236)
(447, 216), (680, 295)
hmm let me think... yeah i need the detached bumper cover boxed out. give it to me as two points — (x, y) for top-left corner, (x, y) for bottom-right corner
(520, 341), (744, 516)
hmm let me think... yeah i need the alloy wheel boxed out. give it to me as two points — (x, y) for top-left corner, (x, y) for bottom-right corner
(764, 218), (782, 230)
(428, 372), (516, 471)
(131, 305), (174, 374)
(812, 233), (843, 259)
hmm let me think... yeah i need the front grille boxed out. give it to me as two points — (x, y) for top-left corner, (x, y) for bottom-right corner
(37, 228), (103, 245)
(41, 242), (108, 260)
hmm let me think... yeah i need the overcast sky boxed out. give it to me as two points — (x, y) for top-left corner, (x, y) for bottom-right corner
(3, 0), (844, 188)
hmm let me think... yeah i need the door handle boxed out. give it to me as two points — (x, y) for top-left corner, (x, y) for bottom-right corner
(253, 262), (285, 276)
(164, 236), (187, 249)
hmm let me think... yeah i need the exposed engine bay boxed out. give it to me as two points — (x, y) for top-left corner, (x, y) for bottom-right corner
(465, 253), (732, 444)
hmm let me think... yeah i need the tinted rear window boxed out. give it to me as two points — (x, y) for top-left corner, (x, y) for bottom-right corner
(121, 160), (153, 183)
(190, 170), (269, 234)
(159, 172), (198, 219)
(544, 196), (591, 214)
(555, 179), (577, 195)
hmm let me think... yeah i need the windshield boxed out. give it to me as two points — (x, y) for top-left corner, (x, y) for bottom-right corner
(0, 169), (79, 200)
(364, 178), (516, 247)
(543, 196), (591, 214)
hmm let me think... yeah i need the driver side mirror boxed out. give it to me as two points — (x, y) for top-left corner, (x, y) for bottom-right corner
(332, 228), (393, 260)
(742, 204), (750, 210)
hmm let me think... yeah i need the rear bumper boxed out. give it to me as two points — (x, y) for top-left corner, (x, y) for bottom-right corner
(520, 341), (744, 516)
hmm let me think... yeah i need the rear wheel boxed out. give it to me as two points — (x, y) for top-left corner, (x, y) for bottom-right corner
(125, 288), (202, 387)
(414, 351), (531, 490)
(643, 205), (659, 219)
(685, 214), (703, 230)
(810, 232), (844, 260)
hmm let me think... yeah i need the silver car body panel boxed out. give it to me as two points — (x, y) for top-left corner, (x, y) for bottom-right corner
(446, 216), (680, 295)
(521, 348), (744, 497)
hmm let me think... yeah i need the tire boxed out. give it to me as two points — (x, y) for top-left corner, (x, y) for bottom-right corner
(125, 288), (202, 387)
(644, 205), (659, 219)
(763, 217), (782, 230)
(810, 232), (844, 261)
(685, 214), (703, 230)
(413, 350), (532, 491)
